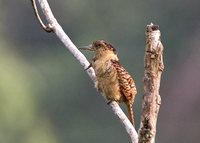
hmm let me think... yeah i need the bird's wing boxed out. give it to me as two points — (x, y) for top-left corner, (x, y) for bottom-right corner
(111, 60), (137, 102)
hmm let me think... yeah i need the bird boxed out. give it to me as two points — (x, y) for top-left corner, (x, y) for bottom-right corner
(80, 40), (137, 126)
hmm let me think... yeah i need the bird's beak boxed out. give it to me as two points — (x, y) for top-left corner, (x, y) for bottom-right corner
(79, 44), (94, 51)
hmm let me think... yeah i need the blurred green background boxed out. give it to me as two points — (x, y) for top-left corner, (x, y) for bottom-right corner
(0, 0), (200, 143)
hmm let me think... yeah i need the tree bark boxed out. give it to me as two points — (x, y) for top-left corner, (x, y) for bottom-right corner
(138, 23), (164, 143)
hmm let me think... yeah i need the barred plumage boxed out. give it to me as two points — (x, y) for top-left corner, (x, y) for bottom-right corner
(81, 40), (137, 126)
(111, 60), (137, 125)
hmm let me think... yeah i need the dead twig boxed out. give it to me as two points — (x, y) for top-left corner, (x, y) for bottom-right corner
(31, 0), (53, 32)
(138, 23), (164, 143)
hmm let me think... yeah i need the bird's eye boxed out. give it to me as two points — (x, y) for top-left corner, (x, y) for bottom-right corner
(95, 43), (102, 48)
(112, 48), (117, 54)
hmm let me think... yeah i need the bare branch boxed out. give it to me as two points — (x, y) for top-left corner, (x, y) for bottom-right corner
(31, 0), (96, 81)
(31, 0), (138, 142)
(138, 23), (164, 143)
(109, 102), (138, 143)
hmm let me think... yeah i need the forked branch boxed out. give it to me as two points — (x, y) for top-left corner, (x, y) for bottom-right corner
(31, 0), (53, 32)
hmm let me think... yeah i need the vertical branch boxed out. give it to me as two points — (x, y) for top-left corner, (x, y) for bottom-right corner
(138, 23), (164, 143)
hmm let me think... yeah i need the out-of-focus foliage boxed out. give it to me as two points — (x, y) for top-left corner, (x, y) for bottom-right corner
(0, 0), (200, 143)
(0, 40), (57, 143)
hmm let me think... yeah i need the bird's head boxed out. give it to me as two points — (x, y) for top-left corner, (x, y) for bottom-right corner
(80, 40), (117, 56)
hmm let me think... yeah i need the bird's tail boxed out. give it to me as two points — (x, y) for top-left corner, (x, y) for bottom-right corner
(126, 102), (135, 126)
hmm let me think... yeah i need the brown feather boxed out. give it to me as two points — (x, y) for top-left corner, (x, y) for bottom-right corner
(111, 60), (137, 125)
(82, 40), (137, 126)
